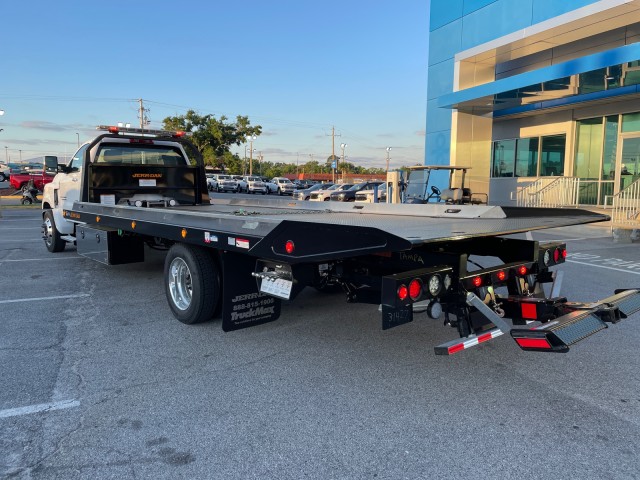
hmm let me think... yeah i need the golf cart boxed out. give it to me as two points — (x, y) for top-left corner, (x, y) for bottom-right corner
(387, 165), (488, 205)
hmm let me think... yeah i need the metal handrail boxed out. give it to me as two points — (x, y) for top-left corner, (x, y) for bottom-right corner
(516, 177), (581, 208)
(611, 178), (640, 231)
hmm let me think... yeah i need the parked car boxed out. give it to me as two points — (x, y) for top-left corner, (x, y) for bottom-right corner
(355, 183), (387, 203)
(0, 163), (9, 182)
(262, 178), (278, 194)
(233, 175), (247, 192)
(292, 182), (333, 201)
(330, 181), (384, 202)
(9, 169), (56, 192)
(243, 176), (268, 194)
(271, 177), (295, 195)
(214, 174), (239, 193)
(206, 173), (217, 191)
(309, 183), (354, 202)
(293, 179), (316, 190)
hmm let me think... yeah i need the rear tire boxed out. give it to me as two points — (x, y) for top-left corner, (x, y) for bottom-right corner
(43, 210), (65, 252)
(21, 197), (32, 205)
(164, 243), (220, 325)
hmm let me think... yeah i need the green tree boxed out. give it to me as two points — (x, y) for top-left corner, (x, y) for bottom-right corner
(163, 110), (261, 167)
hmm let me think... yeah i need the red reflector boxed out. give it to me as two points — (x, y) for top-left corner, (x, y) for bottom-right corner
(477, 333), (493, 343)
(285, 240), (295, 254)
(174, 131), (186, 137)
(397, 284), (408, 301)
(472, 276), (482, 287)
(518, 266), (528, 276)
(448, 343), (465, 354)
(108, 126), (119, 133)
(521, 302), (537, 319)
(515, 337), (552, 349)
(409, 279), (422, 300)
(554, 248), (560, 262)
(496, 271), (506, 281)
(561, 248), (567, 259)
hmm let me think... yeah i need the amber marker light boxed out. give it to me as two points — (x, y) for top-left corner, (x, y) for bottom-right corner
(131, 221), (136, 229)
(181, 228), (188, 239)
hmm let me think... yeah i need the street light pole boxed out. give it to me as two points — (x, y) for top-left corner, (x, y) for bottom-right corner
(340, 143), (347, 181)
(4, 146), (8, 163)
(76, 133), (80, 148)
(386, 147), (392, 173)
(247, 134), (257, 175)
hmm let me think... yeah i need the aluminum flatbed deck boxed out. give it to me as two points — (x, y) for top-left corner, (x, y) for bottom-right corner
(69, 197), (608, 261)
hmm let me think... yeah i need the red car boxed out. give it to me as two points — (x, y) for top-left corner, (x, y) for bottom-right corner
(9, 169), (55, 192)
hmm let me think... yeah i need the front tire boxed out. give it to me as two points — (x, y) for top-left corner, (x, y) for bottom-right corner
(42, 210), (65, 252)
(164, 243), (220, 325)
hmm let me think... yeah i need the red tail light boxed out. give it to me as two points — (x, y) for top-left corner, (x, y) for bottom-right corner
(408, 279), (422, 300)
(108, 126), (119, 133)
(285, 240), (295, 254)
(496, 271), (506, 281)
(397, 284), (409, 301)
(472, 276), (482, 288)
(562, 248), (567, 259)
(174, 131), (186, 137)
(515, 337), (552, 350)
(518, 266), (528, 276)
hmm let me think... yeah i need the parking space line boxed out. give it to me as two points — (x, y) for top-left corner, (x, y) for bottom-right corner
(566, 259), (640, 275)
(0, 399), (80, 419)
(1, 257), (83, 262)
(0, 293), (91, 304)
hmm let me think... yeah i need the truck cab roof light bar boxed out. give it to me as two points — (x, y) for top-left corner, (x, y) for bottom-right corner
(96, 125), (190, 138)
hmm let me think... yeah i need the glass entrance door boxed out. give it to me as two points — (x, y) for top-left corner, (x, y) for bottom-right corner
(617, 134), (640, 193)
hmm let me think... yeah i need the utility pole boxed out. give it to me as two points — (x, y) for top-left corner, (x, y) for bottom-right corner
(138, 98), (150, 132)
(326, 126), (341, 183)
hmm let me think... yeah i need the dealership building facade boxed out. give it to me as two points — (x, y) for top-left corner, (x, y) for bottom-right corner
(426, 0), (640, 206)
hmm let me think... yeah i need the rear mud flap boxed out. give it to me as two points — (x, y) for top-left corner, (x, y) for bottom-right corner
(221, 251), (281, 331)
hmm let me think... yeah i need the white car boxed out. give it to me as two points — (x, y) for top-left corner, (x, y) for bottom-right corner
(271, 177), (295, 195)
(309, 183), (353, 201)
(233, 176), (247, 192)
(355, 183), (387, 203)
(263, 178), (278, 194)
(214, 174), (239, 193)
(205, 173), (217, 191)
(243, 176), (267, 194)
(0, 163), (10, 182)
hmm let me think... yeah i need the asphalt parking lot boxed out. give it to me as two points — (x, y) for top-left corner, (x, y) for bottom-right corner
(1, 206), (640, 479)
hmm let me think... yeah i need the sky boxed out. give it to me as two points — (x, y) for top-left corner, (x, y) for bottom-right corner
(0, 1), (430, 171)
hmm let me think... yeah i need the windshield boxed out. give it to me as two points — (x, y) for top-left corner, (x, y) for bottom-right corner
(248, 177), (261, 181)
(218, 175), (231, 180)
(95, 144), (185, 165)
(405, 170), (429, 199)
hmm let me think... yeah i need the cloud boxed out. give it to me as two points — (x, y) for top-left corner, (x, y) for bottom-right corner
(20, 120), (90, 132)
(414, 130), (426, 137)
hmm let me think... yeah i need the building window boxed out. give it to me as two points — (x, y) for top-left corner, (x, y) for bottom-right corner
(492, 135), (564, 177)
(622, 112), (640, 133)
(575, 118), (603, 179)
(492, 140), (515, 177)
(540, 135), (566, 176)
(602, 115), (619, 180)
(515, 138), (539, 177)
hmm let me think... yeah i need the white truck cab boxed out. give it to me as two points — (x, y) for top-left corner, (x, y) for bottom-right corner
(42, 126), (193, 252)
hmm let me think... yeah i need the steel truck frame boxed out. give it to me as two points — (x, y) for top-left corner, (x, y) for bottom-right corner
(43, 127), (640, 355)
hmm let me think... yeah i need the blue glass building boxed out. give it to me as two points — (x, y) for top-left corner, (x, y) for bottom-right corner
(427, 0), (640, 205)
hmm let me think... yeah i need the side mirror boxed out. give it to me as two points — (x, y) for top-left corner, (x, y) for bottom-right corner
(44, 155), (59, 173)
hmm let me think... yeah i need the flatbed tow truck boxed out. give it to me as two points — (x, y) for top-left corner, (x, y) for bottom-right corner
(41, 126), (640, 355)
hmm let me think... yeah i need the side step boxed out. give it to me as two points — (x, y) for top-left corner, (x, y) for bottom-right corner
(511, 289), (640, 352)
